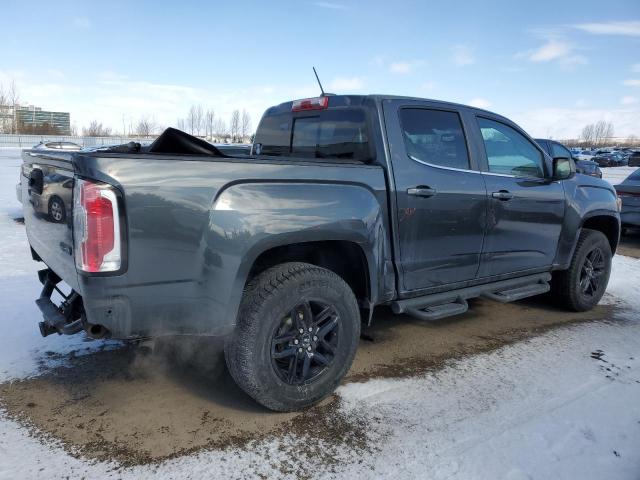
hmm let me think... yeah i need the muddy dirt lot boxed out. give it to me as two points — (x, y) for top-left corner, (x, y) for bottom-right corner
(1, 234), (638, 468)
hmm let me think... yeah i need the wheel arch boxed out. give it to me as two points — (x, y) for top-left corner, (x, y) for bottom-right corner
(581, 213), (620, 254)
(247, 240), (372, 304)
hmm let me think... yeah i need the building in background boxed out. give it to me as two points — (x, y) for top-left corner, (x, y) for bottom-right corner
(15, 105), (71, 135)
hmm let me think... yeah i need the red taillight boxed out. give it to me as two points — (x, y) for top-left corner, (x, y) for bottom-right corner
(291, 96), (329, 112)
(74, 179), (122, 273)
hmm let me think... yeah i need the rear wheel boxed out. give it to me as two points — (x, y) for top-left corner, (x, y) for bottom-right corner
(552, 229), (612, 311)
(225, 262), (360, 412)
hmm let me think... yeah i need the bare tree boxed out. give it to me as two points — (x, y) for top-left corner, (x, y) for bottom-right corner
(205, 109), (215, 139)
(240, 109), (252, 143)
(82, 120), (112, 137)
(177, 118), (186, 131)
(213, 118), (227, 140)
(580, 121), (614, 148)
(0, 83), (8, 134)
(7, 80), (20, 134)
(580, 124), (595, 147)
(230, 109), (240, 142)
(593, 120), (614, 147)
(135, 116), (157, 137)
(186, 104), (205, 136)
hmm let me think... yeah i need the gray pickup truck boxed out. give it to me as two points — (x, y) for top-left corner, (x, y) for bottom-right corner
(22, 94), (621, 411)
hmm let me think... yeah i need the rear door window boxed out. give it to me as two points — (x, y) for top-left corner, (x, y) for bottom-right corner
(399, 108), (470, 170)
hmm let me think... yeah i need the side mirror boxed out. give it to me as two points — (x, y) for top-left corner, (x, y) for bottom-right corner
(552, 156), (575, 180)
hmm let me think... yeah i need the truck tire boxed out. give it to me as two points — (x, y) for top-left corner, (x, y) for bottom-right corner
(552, 228), (612, 311)
(225, 262), (360, 412)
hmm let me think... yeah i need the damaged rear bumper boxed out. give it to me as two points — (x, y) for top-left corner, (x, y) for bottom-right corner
(35, 268), (110, 338)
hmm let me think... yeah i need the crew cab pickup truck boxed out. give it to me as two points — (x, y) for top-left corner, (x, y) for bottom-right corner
(22, 94), (621, 411)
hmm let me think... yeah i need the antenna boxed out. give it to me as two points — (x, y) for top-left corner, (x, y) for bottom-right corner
(313, 67), (326, 96)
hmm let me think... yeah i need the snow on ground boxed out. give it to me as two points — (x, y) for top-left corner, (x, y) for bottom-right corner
(0, 150), (639, 479)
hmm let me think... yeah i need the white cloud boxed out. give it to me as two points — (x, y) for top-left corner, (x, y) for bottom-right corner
(621, 96), (638, 105)
(573, 21), (640, 37)
(512, 106), (640, 139)
(328, 77), (364, 91)
(469, 98), (492, 109)
(451, 45), (475, 66)
(312, 1), (348, 9)
(517, 37), (587, 68)
(623, 79), (640, 87)
(0, 69), (312, 133)
(631, 63), (640, 73)
(73, 17), (91, 29)
(389, 60), (424, 75)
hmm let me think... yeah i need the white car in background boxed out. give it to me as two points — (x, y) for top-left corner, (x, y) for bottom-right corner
(574, 150), (595, 161)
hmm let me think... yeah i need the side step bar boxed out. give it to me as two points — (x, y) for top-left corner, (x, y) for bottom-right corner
(483, 280), (550, 303)
(392, 272), (551, 322)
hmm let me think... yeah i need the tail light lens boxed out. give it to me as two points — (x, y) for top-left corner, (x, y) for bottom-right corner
(73, 178), (122, 273)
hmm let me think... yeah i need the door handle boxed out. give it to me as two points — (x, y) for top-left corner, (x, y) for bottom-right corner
(492, 190), (514, 201)
(407, 186), (437, 198)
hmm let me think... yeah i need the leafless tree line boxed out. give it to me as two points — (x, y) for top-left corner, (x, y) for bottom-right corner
(579, 121), (615, 148)
(177, 105), (252, 142)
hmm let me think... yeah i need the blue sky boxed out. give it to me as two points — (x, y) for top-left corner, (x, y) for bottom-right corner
(2, 0), (639, 138)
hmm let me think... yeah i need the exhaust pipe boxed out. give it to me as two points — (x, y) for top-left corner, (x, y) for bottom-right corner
(85, 323), (110, 339)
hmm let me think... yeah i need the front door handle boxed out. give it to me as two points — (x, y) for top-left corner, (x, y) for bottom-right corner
(492, 190), (514, 201)
(407, 186), (437, 198)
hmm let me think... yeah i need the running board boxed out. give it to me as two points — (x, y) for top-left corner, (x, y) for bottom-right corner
(483, 280), (550, 303)
(406, 299), (468, 321)
(392, 272), (552, 322)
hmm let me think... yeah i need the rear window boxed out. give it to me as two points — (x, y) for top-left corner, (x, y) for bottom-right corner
(254, 109), (371, 162)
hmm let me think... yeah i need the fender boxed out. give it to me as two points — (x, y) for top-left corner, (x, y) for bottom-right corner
(202, 181), (393, 330)
(554, 177), (620, 269)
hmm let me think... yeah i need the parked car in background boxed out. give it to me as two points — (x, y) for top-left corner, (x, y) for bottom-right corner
(34, 141), (82, 151)
(614, 169), (640, 234)
(575, 159), (603, 178)
(214, 143), (251, 156)
(593, 153), (617, 167)
(629, 151), (640, 167)
(574, 150), (595, 161)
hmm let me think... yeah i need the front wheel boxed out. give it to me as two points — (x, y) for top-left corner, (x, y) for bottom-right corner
(225, 262), (360, 412)
(552, 228), (612, 311)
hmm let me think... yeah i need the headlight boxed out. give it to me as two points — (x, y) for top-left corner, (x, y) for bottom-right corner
(616, 196), (623, 212)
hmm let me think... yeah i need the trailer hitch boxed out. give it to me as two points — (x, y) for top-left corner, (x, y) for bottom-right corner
(35, 269), (84, 337)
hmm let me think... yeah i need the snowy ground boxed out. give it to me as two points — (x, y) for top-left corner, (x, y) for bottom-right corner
(0, 151), (638, 479)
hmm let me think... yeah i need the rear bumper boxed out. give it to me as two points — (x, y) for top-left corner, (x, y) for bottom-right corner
(33, 262), (237, 340)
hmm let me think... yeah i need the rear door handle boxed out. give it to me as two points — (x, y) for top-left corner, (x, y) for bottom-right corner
(407, 186), (437, 198)
(492, 190), (514, 201)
